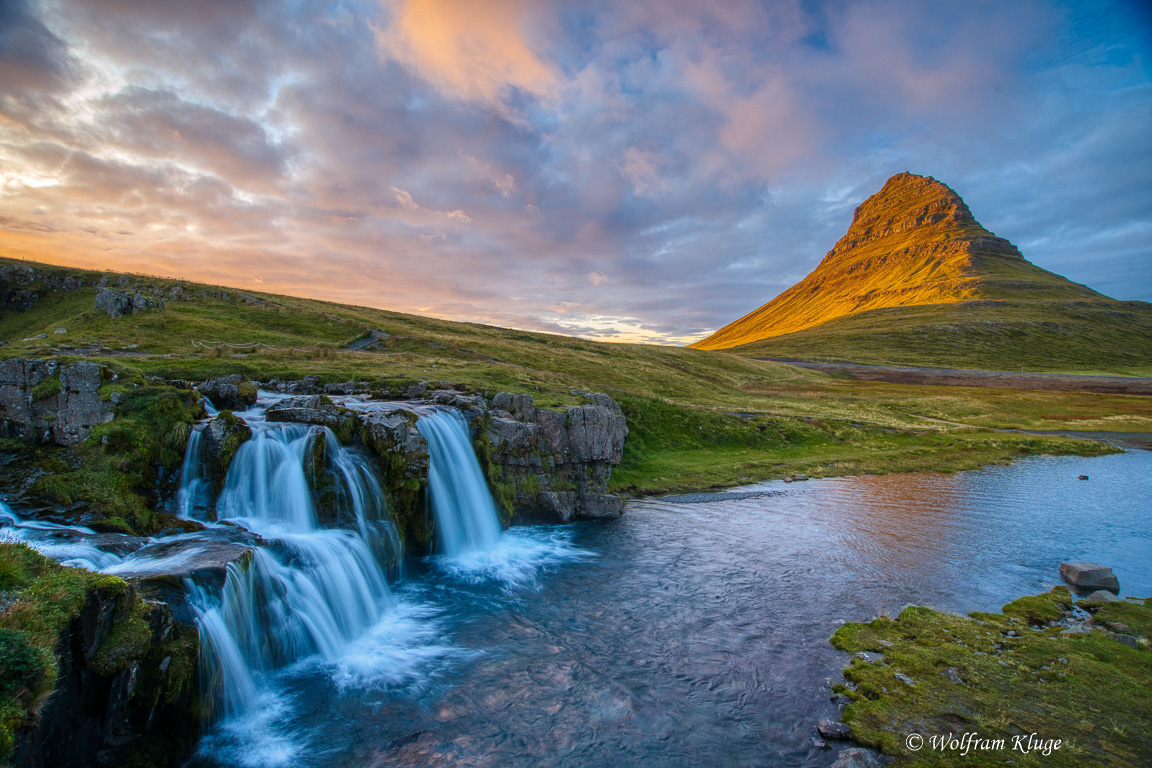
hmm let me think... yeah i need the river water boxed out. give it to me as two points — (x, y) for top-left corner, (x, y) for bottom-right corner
(181, 447), (1150, 768)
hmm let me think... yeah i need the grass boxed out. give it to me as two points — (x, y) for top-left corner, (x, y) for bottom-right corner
(1, 256), (1147, 509)
(728, 300), (1152, 376)
(830, 587), (1152, 766)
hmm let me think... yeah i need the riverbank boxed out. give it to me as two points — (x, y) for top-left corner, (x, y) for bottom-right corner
(831, 586), (1151, 766)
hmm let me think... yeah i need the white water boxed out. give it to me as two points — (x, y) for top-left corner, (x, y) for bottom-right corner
(2, 395), (592, 768)
(417, 409), (503, 556)
(190, 411), (405, 724)
(175, 425), (211, 519)
(0, 502), (126, 571)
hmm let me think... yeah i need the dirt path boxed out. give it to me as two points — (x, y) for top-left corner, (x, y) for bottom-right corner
(760, 359), (1152, 396)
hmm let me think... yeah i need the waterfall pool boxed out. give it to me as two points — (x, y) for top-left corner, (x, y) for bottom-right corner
(3, 403), (1148, 767)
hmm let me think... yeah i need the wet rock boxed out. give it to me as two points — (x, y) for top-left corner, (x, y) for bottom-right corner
(818, 718), (852, 740)
(265, 394), (350, 430)
(1059, 562), (1119, 593)
(201, 411), (253, 487)
(830, 748), (882, 768)
(197, 374), (258, 411)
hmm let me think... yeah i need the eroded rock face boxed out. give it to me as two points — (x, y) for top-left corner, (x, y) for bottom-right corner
(196, 375), (257, 411)
(0, 358), (114, 445)
(486, 391), (628, 523)
(12, 581), (200, 768)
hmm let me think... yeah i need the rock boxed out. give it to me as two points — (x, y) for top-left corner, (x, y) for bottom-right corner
(54, 327), (67, 334)
(197, 374), (258, 411)
(485, 392), (627, 523)
(830, 748), (882, 768)
(1079, 590), (1123, 604)
(818, 718), (852, 740)
(1059, 562), (1119, 593)
(941, 666), (964, 684)
(95, 287), (163, 318)
(893, 672), (916, 687)
(12, 579), (200, 768)
(200, 411), (253, 489)
(265, 394), (350, 430)
(0, 358), (115, 445)
(1106, 632), (1140, 650)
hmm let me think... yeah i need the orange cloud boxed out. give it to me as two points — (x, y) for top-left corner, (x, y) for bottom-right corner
(378, 0), (557, 107)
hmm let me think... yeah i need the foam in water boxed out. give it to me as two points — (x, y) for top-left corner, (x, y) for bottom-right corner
(185, 405), (406, 761)
(416, 408), (595, 586)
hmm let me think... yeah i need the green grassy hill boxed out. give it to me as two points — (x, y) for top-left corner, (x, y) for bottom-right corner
(2, 256), (1147, 507)
(727, 299), (1152, 375)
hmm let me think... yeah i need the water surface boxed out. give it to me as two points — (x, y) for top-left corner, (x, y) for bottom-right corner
(189, 449), (1150, 768)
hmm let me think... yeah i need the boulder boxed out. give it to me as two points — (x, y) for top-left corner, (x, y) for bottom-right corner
(817, 718), (852, 740)
(265, 394), (349, 430)
(197, 374), (258, 411)
(1079, 590), (1123, 604)
(1059, 562), (1119, 593)
(200, 411), (252, 488)
(830, 748), (882, 768)
(485, 391), (627, 523)
(95, 287), (163, 318)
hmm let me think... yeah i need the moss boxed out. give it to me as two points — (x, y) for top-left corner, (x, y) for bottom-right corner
(89, 595), (151, 677)
(830, 588), (1152, 766)
(0, 544), (128, 763)
(30, 376), (61, 402)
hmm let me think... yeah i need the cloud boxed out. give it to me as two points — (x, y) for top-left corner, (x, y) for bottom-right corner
(0, 0), (1148, 347)
(377, 0), (558, 109)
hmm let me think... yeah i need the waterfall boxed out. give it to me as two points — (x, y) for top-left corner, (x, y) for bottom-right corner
(175, 424), (211, 519)
(188, 411), (400, 721)
(417, 409), (503, 556)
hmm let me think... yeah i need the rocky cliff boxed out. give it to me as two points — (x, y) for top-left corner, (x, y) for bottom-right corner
(257, 384), (628, 547)
(0, 359), (115, 446)
(691, 172), (1104, 350)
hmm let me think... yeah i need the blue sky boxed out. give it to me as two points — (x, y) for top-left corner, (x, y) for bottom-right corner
(1, 0), (1149, 344)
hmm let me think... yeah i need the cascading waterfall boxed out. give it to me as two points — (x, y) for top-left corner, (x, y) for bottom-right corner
(175, 424), (211, 519)
(416, 409), (503, 556)
(189, 410), (401, 721)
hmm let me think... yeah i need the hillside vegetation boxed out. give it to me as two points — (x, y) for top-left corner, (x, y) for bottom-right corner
(1, 256), (1146, 509)
(729, 299), (1152, 375)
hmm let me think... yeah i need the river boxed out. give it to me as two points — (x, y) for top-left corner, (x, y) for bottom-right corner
(183, 447), (1150, 768)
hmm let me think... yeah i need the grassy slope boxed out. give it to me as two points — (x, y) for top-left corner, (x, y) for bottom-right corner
(726, 300), (1152, 376)
(1, 258), (1146, 498)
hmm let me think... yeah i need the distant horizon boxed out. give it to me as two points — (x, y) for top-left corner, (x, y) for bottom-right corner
(2, 0), (1149, 344)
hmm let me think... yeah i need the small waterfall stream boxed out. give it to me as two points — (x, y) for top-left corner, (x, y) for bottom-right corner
(417, 409), (503, 556)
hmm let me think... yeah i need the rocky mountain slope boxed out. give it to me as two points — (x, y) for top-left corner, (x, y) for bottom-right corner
(691, 172), (1105, 351)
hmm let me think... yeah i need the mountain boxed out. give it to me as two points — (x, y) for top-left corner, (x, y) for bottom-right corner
(690, 172), (1106, 352)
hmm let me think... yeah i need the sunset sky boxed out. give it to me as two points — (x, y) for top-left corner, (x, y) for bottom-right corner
(1, 0), (1149, 344)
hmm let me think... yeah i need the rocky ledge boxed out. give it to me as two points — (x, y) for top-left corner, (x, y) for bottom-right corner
(253, 386), (629, 533)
